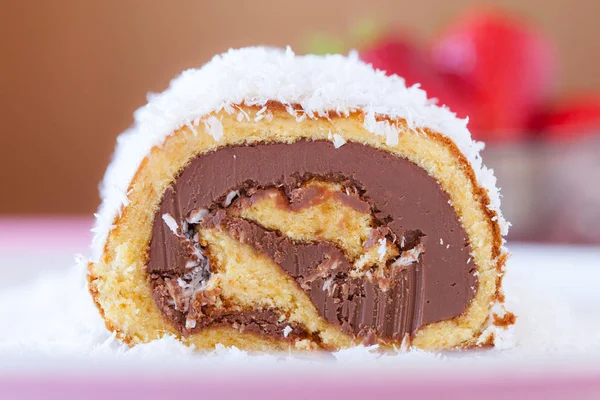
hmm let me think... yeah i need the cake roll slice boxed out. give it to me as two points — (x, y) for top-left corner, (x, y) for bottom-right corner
(88, 47), (513, 351)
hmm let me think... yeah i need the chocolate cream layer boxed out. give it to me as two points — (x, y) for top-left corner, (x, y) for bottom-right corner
(147, 140), (477, 342)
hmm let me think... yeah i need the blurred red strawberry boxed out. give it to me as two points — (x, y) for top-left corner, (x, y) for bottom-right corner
(431, 9), (557, 141)
(535, 94), (600, 141)
(359, 33), (474, 120)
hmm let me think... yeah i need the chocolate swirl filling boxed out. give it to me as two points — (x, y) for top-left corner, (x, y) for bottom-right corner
(147, 140), (477, 343)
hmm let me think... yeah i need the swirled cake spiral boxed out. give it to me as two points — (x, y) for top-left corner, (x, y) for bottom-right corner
(87, 47), (513, 351)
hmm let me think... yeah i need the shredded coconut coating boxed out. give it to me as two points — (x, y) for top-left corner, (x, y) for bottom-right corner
(92, 46), (508, 262)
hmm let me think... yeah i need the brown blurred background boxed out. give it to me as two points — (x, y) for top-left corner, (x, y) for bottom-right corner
(1, 0), (599, 216)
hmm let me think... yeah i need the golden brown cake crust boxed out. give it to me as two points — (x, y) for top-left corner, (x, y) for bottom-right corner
(88, 102), (512, 351)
